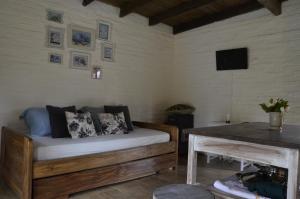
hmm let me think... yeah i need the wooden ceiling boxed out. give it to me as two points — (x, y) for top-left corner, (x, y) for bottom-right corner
(82, 0), (286, 34)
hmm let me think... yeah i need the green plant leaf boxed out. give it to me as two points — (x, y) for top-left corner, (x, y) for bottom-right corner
(259, 103), (270, 113)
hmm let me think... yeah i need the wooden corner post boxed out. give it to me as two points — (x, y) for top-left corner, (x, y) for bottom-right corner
(187, 134), (197, 185)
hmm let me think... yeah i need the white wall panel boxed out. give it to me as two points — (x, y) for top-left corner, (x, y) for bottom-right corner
(173, 0), (300, 126)
(0, 0), (174, 131)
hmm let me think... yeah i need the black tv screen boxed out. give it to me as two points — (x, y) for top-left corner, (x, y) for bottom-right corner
(216, 48), (248, 70)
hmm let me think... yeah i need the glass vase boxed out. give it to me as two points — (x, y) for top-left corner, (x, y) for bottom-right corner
(269, 112), (283, 130)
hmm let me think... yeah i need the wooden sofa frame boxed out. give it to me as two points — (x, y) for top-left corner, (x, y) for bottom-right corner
(0, 121), (178, 199)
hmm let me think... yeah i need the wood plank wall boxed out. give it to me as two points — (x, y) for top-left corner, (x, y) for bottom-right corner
(0, 0), (300, 141)
(172, 0), (300, 126)
(0, 0), (174, 133)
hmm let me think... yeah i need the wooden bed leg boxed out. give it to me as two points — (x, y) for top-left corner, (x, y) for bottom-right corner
(1, 127), (33, 199)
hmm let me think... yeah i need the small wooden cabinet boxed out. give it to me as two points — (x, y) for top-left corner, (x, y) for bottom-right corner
(166, 114), (194, 156)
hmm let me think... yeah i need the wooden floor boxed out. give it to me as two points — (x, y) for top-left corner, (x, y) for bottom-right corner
(0, 156), (240, 199)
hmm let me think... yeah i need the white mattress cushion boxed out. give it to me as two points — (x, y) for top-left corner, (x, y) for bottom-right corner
(33, 127), (170, 161)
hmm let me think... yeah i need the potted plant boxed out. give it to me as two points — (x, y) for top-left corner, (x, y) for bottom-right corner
(260, 98), (289, 129)
(165, 104), (195, 115)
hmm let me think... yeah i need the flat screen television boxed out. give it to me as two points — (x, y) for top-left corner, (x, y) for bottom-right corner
(216, 48), (248, 70)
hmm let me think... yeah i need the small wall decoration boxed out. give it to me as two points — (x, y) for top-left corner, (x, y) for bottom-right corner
(46, 9), (64, 24)
(70, 51), (91, 70)
(101, 42), (115, 62)
(68, 24), (95, 51)
(97, 20), (112, 41)
(49, 53), (63, 64)
(46, 26), (65, 49)
(91, 67), (103, 79)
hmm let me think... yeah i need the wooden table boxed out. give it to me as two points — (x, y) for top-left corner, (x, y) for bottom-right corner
(185, 122), (300, 199)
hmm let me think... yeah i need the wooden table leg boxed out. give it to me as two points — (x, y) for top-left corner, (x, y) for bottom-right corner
(187, 134), (197, 184)
(287, 149), (299, 199)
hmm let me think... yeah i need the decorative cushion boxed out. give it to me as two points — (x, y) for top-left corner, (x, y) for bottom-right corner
(20, 107), (51, 136)
(80, 106), (104, 133)
(98, 112), (128, 135)
(46, 105), (76, 138)
(104, 105), (133, 131)
(65, 112), (97, 139)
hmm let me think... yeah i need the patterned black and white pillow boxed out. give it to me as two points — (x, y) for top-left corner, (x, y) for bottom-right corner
(98, 112), (128, 135)
(65, 111), (97, 139)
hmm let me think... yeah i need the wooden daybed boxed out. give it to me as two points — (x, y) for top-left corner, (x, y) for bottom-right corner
(0, 121), (178, 199)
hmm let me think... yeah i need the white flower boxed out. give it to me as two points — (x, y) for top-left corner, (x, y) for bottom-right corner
(268, 100), (275, 107)
(280, 107), (285, 112)
(285, 106), (290, 112)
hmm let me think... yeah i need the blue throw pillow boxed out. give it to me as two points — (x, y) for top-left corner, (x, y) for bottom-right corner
(21, 107), (51, 136)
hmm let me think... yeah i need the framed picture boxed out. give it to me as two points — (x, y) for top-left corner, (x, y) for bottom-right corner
(46, 9), (64, 24)
(101, 42), (115, 62)
(70, 51), (91, 70)
(46, 26), (64, 49)
(68, 24), (95, 51)
(49, 53), (63, 64)
(97, 20), (112, 41)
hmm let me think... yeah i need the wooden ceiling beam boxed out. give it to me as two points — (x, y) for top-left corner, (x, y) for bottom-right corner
(257, 0), (282, 15)
(149, 0), (217, 26)
(119, 0), (152, 17)
(82, 0), (95, 6)
(173, 1), (264, 34)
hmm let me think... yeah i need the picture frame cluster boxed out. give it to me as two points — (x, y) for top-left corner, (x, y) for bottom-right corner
(46, 8), (115, 79)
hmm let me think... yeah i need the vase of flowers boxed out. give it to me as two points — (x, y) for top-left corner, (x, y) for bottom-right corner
(260, 98), (289, 130)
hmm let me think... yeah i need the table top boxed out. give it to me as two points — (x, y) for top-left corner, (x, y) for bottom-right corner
(185, 122), (300, 149)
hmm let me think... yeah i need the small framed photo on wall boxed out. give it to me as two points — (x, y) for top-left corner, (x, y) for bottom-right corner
(101, 42), (115, 62)
(46, 9), (64, 24)
(70, 51), (91, 70)
(49, 53), (63, 64)
(46, 26), (65, 49)
(68, 24), (95, 51)
(97, 20), (112, 41)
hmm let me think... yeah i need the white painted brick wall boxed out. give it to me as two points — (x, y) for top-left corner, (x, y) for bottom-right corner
(173, 0), (300, 126)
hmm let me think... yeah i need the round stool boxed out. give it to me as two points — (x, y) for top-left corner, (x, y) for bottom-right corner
(153, 184), (214, 199)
